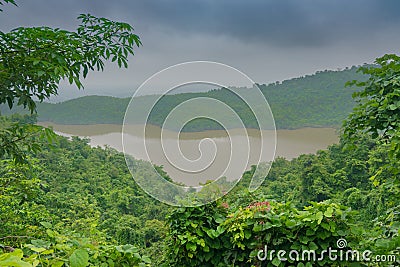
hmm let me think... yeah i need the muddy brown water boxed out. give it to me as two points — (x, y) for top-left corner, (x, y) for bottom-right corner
(39, 123), (338, 186)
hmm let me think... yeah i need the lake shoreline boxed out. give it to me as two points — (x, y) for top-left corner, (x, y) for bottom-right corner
(37, 122), (339, 158)
(38, 121), (339, 135)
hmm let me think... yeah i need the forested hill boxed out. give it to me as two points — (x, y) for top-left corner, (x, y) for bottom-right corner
(1, 66), (366, 130)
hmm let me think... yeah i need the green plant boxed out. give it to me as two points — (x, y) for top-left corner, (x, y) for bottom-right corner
(166, 202), (230, 266)
(0, 226), (151, 267)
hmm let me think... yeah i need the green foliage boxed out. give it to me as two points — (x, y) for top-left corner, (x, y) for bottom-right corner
(0, 158), (55, 241)
(225, 201), (364, 266)
(0, 115), (56, 163)
(166, 201), (365, 266)
(372, 206), (400, 258)
(0, 14), (141, 113)
(166, 202), (230, 266)
(1, 7), (141, 163)
(38, 96), (130, 125)
(0, 134), (169, 265)
(1, 111), (398, 265)
(0, 0), (17, 11)
(0, 228), (151, 267)
(259, 67), (366, 129)
(242, 135), (375, 208)
(343, 54), (400, 259)
(344, 54), (400, 163)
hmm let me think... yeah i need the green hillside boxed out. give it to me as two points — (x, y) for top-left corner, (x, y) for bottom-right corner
(38, 95), (131, 125)
(1, 66), (366, 130)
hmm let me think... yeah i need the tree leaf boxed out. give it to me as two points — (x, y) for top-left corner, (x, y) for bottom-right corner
(69, 249), (89, 267)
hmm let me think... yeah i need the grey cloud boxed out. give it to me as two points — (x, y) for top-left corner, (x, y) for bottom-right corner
(108, 0), (400, 47)
(1, 0), (400, 100)
(2, 0), (400, 48)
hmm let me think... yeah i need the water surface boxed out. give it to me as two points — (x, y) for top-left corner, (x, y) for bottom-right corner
(39, 123), (338, 185)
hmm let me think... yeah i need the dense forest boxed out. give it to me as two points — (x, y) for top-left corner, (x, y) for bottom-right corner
(1, 67), (366, 131)
(1, 56), (400, 265)
(1, 102), (399, 266)
(1, 1), (399, 266)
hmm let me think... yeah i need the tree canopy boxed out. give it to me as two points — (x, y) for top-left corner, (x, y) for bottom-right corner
(0, 8), (141, 163)
(0, 14), (141, 113)
(0, 0), (17, 11)
(344, 54), (400, 162)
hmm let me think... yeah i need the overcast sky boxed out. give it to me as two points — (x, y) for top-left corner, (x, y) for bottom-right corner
(1, 0), (400, 100)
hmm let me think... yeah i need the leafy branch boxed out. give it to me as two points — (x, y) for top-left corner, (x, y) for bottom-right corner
(0, 13), (141, 114)
(0, 0), (17, 11)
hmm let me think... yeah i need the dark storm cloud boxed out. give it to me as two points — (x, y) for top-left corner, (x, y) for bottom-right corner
(2, 0), (400, 99)
(2, 0), (400, 48)
(126, 0), (400, 47)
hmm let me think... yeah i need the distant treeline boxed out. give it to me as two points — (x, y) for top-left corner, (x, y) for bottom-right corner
(1, 66), (366, 130)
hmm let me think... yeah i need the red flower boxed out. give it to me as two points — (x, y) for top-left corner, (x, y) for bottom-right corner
(246, 201), (270, 211)
(220, 202), (229, 209)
